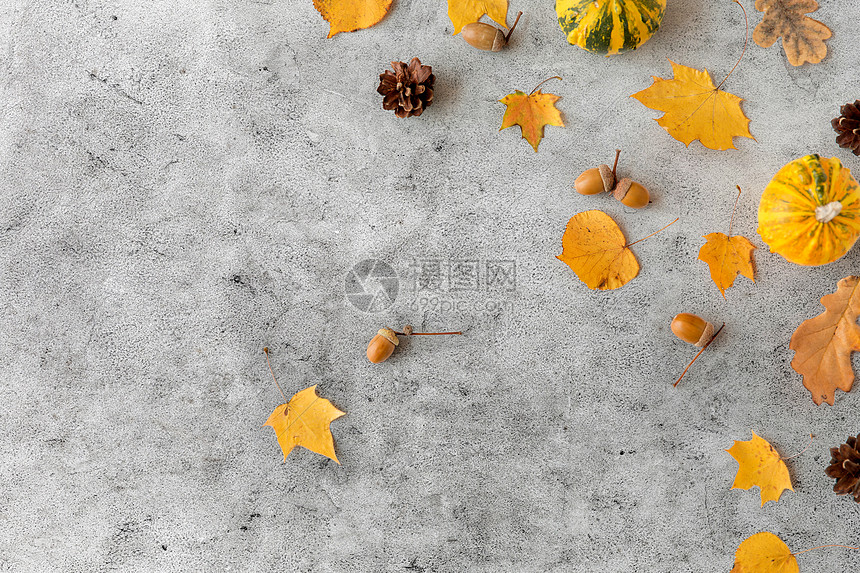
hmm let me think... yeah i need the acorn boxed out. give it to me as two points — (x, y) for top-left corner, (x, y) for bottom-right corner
(671, 313), (715, 347)
(575, 163), (615, 195)
(461, 11), (522, 52)
(613, 178), (650, 209)
(367, 327), (399, 364)
(366, 325), (462, 364)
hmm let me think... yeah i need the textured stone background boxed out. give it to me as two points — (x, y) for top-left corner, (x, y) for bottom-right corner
(2, 0), (860, 571)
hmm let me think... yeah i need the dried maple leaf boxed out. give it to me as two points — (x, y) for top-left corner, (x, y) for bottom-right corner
(313, 0), (394, 38)
(499, 79), (564, 152)
(731, 532), (798, 573)
(726, 431), (793, 506)
(698, 187), (756, 298)
(754, 0), (831, 66)
(631, 60), (754, 150)
(448, 0), (508, 35)
(264, 385), (346, 464)
(790, 276), (860, 406)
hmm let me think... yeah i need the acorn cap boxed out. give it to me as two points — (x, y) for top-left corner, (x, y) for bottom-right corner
(694, 321), (715, 348)
(612, 177), (632, 201)
(378, 327), (399, 346)
(598, 164), (615, 194)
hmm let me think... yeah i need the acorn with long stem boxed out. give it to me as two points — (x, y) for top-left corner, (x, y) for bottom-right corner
(367, 325), (463, 364)
(461, 11), (523, 51)
(671, 313), (725, 387)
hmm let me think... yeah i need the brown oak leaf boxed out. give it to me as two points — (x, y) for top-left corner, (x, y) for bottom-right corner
(790, 276), (860, 405)
(754, 0), (831, 66)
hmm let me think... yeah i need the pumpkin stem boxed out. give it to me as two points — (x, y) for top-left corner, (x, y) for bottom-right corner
(815, 201), (842, 223)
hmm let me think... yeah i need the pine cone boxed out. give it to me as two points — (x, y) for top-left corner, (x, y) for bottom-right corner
(377, 58), (434, 118)
(825, 433), (860, 502)
(832, 100), (860, 156)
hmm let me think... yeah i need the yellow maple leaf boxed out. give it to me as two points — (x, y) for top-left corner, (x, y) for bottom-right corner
(448, 0), (508, 35)
(630, 60), (754, 151)
(731, 532), (798, 573)
(790, 276), (860, 405)
(556, 210), (639, 291)
(699, 233), (756, 298)
(499, 85), (563, 153)
(264, 385), (346, 464)
(313, 0), (394, 38)
(726, 431), (793, 506)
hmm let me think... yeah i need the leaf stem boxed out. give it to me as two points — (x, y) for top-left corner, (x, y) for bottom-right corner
(263, 347), (287, 401)
(728, 185), (742, 236)
(627, 218), (680, 248)
(505, 11), (523, 42)
(530, 76), (562, 96)
(792, 544), (860, 556)
(394, 331), (463, 336)
(673, 323), (725, 387)
(716, 0), (748, 90)
(611, 149), (621, 179)
(781, 433), (814, 461)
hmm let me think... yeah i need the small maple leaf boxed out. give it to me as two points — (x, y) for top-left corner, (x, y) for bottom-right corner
(726, 431), (793, 506)
(731, 532), (798, 573)
(264, 385), (346, 464)
(499, 80), (564, 152)
(448, 0), (508, 35)
(698, 187), (757, 298)
(631, 60), (754, 151)
(313, 0), (394, 38)
(754, 0), (831, 66)
(790, 276), (860, 406)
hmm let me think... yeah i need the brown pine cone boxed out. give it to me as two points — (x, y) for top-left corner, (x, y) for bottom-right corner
(825, 433), (860, 502)
(832, 100), (860, 156)
(377, 57), (434, 118)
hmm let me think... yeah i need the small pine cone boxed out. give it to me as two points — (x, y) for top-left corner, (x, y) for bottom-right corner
(377, 57), (434, 118)
(825, 433), (860, 502)
(832, 100), (860, 156)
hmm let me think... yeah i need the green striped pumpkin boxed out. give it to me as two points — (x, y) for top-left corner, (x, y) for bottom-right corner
(556, 0), (666, 56)
(758, 154), (860, 266)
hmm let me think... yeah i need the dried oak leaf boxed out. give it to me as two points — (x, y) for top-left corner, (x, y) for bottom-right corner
(631, 60), (754, 151)
(726, 431), (793, 506)
(264, 385), (346, 463)
(731, 532), (798, 573)
(448, 0), (508, 35)
(556, 210), (639, 291)
(754, 0), (831, 66)
(313, 0), (394, 38)
(499, 88), (563, 152)
(790, 276), (860, 405)
(698, 233), (756, 298)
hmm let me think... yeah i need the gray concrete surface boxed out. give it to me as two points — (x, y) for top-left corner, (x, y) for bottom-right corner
(2, 0), (860, 571)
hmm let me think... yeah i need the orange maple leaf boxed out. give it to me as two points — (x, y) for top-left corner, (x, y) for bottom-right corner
(698, 187), (756, 298)
(726, 431), (793, 506)
(790, 276), (860, 405)
(313, 0), (394, 38)
(264, 385), (346, 464)
(731, 532), (798, 573)
(499, 80), (564, 152)
(448, 0), (508, 34)
(754, 0), (831, 66)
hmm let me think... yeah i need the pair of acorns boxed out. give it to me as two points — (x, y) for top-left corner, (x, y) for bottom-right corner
(367, 326), (462, 364)
(574, 149), (650, 209)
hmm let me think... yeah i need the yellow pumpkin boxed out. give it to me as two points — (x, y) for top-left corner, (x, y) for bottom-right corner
(758, 154), (860, 266)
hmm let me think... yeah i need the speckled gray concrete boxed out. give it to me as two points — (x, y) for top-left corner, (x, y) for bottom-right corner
(2, 0), (860, 571)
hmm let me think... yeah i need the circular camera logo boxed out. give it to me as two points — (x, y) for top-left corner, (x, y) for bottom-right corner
(345, 259), (399, 313)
